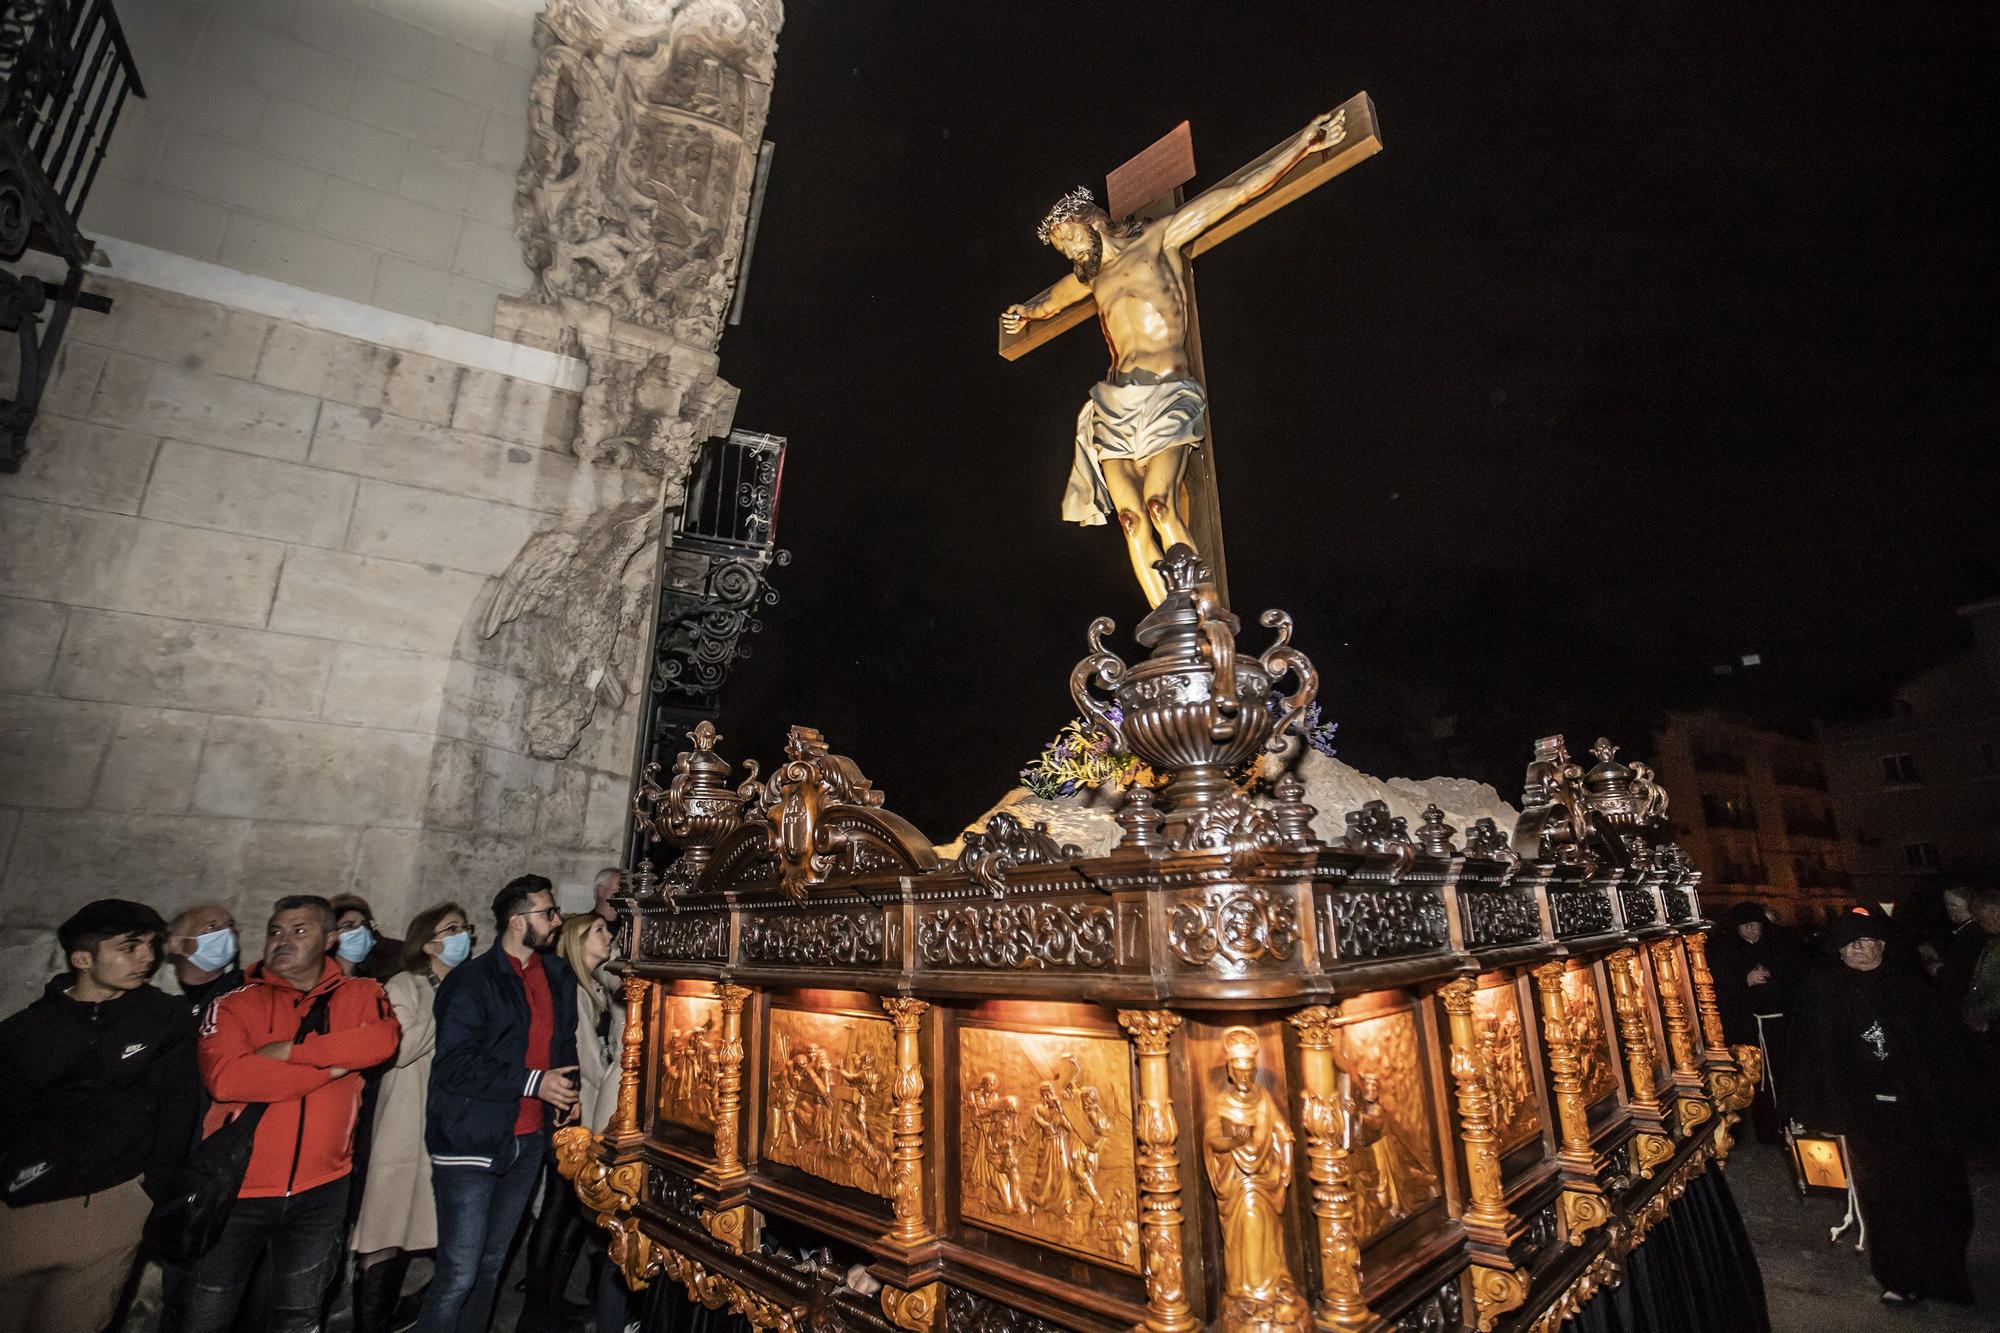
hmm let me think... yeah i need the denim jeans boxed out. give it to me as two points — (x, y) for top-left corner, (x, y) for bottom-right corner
(171, 1177), (350, 1333)
(417, 1134), (544, 1333)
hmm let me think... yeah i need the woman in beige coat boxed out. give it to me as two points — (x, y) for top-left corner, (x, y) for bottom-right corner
(522, 913), (626, 1329)
(349, 902), (470, 1333)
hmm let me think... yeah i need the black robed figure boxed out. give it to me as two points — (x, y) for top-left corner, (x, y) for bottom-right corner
(1790, 910), (1977, 1307)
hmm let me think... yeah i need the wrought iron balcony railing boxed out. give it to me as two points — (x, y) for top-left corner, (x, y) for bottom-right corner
(2, 0), (142, 469)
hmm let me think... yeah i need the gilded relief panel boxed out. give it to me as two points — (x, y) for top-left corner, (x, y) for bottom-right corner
(1471, 984), (1543, 1152)
(656, 993), (721, 1132)
(1560, 966), (1618, 1107)
(1334, 1006), (1444, 1242)
(764, 1006), (895, 1197)
(958, 1026), (1140, 1271)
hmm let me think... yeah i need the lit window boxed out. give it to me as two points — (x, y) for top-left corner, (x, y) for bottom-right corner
(1881, 754), (1921, 785)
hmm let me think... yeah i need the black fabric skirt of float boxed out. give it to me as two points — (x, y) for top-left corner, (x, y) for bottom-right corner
(1571, 1168), (1770, 1333)
(639, 1280), (748, 1333)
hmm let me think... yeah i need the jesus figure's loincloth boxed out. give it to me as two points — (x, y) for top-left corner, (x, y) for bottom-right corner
(1060, 375), (1208, 526)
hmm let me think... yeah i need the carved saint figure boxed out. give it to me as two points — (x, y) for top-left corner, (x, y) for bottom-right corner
(985, 1095), (1031, 1215)
(1001, 110), (1349, 605)
(1347, 1073), (1438, 1237)
(1029, 1080), (1079, 1217)
(1203, 1027), (1308, 1331)
(963, 1072), (1001, 1201)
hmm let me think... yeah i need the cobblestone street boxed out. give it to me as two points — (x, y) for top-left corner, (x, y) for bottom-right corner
(1732, 1138), (2000, 1331)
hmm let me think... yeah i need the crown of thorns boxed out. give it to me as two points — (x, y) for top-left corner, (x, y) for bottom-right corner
(1036, 187), (1101, 243)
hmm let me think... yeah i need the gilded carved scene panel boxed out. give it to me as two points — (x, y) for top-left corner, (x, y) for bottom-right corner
(1559, 965), (1619, 1107)
(957, 1025), (1140, 1272)
(1471, 984), (1544, 1152)
(656, 993), (722, 1133)
(764, 1005), (896, 1198)
(1332, 1006), (1445, 1243)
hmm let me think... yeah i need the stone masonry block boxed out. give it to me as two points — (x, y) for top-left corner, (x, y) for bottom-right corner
(448, 369), (560, 448)
(321, 643), (451, 733)
(0, 695), (117, 810)
(476, 744), (552, 839)
(53, 609), (334, 718)
(92, 707), (211, 815)
(370, 256), (452, 326)
(193, 716), (432, 826)
(1, 812), (252, 924)
(235, 821), (363, 902)
(345, 479), (548, 576)
(78, 281), (271, 380)
(268, 546), (489, 654)
(536, 762), (590, 848)
(99, 361), (321, 463)
(125, 56), (266, 145)
(293, 0), (435, 84)
(353, 827), (423, 919)
(42, 340), (107, 419)
(436, 660), (527, 751)
(0, 596), (65, 693)
(424, 736), (484, 831)
(348, 65), (483, 157)
(451, 218), (531, 291)
(317, 176), (461, 269)
(160, 131), (328, 227)
(141, 439), (358, 548)
(198, 14), (358, 114)
(256, 322), (463, 426)
(417, 829), (533, 907)
(11, 415), (159, 515)
(78, 175), (229, 262)
(256, 95), (408, 192)
(308, 402), (601, 514)
(220, 213), (381, 307)
(0, 499), (287, 628)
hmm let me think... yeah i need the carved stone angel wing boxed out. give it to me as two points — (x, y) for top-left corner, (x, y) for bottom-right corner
(481, 525), (583, 637)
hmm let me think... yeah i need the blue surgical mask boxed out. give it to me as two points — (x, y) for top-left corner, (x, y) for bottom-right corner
(437, 932), (472, 967)
(187, 927), (237, 973)
(336, 924), (375, 963)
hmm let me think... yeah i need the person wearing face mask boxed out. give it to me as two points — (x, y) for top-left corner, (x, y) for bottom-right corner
(348, 904), (472, 1333)
(1791, 909), (1975, 1308)
(331, 895), (404, 984)
(165, 904), (245, 1023)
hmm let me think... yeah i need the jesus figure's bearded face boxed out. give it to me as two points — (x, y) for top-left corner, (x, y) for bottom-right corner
(1047, 218), (1103, 281)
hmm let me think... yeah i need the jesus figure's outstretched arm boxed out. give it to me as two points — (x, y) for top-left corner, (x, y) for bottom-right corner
(1163, 108), (1345, 251)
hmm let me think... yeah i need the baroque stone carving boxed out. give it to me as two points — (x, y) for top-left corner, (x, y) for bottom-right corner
(1168, 885), (1298, 969)
(915, 902), (1114, 971)
(519, 0), (779, 340)
(484, 0), (783, 760)
(1321, 888), (1449, 962)
(741, 910), (885, 966)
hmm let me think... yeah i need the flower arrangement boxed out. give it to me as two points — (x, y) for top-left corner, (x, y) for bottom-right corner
(1020, 698), (1338, 800)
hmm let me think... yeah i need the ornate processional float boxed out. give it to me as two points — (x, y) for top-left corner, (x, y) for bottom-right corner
(559, 91), (1768, 1333)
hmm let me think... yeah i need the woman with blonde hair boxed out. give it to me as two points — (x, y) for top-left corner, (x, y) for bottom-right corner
(520, 911), (627, 1330)
(349, 902), (472, 1333)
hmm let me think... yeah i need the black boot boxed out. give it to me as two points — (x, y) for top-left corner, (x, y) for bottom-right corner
(351, 1251), (409, 1333)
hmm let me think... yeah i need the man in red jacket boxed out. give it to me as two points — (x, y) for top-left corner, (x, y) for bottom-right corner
(174, 895), (400, 1333)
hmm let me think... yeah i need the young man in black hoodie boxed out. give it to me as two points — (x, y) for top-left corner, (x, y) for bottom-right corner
(0, 899), (199, 1333)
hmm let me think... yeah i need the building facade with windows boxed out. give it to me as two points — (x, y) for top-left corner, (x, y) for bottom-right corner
(1651, 710), (1856, 924)
(1818, 598), (2000, 906)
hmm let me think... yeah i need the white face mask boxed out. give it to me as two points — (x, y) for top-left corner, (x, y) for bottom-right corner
(336, 924), (375, 963)
(187, 927), (237, 973)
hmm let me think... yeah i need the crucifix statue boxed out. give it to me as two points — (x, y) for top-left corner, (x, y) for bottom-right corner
(999, 92), (1381, 606)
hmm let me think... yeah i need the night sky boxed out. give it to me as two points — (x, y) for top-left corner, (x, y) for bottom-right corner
(712, 3), (1999, 839)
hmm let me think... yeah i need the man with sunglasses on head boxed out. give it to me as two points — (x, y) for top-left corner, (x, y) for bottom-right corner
(417, 875), (580, 1333)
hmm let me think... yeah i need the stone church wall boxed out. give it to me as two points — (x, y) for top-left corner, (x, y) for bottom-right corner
(0, 275), (642, 1011)
(84, 0), (541, 336)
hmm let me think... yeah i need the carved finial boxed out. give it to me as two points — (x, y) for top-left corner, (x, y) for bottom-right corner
(688, 719), (721, 751)
(1152, 543), (1211, 595)
(631, 858), (660, 906)
(1269, 772), (1319, 849)
(1416, 804), (1457, 858)
(1116, 784), (1165, 851)
(1590, 737), (1617, 764)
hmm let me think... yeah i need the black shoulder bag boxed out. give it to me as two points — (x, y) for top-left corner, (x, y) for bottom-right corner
(143, 987), (338, 1263)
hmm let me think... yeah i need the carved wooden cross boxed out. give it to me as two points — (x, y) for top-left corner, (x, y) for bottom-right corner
(999, 91), (1382, 605)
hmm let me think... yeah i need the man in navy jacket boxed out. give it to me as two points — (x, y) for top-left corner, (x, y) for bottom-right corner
(416, 875), (579, 1333)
